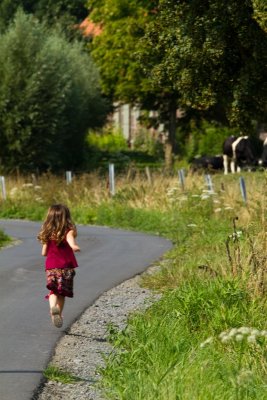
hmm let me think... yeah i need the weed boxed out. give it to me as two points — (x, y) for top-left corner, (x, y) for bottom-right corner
(43, 365), (82, 384)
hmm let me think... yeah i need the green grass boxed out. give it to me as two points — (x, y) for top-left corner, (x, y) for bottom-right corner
(101, 279), (267, 400)
(0, 228), (11, 248)
(43, 365), (83, 384)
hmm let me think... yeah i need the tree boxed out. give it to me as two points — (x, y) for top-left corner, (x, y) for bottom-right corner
(89, 0), (267, 167)
(89, 0), (181, 167)
(0, 11), (108, 171)
(142, 0), (267, 131)
(0, 0), (88, 37)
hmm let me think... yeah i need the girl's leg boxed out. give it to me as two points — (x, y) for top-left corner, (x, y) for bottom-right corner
(56, 295), (65, 317)
(48, 294), (65, 315)
(48, 293), (63, 328)
(48, 293), (58, 310)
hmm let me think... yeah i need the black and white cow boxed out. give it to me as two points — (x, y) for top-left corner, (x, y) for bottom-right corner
(191, 155), (223, 172)
(223, 136), (256, 174)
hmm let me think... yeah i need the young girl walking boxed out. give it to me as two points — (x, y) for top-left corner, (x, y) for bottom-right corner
(38, 204), (80, 328)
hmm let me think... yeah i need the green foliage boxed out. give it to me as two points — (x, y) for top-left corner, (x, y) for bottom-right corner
(185, 122), (239, 160)
(101, 278), (267, 399)
(252, 0), (267, 32)
(89, 0), (267, 159)
(89, 0), (178, 166)
(85, 126), (163, 171)
(0, 0), (88, 36)
(89, 0), (155, 102)
(133, 128), (164, 158)
(142, 0), (267, 131)
(43, 365), (82, 384)
(0, 228), (10, 247)
(0, 11), (108, 172)
(87, 127), (128, 152)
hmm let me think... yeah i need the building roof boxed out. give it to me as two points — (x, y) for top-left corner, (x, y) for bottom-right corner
(79, 17), (102, 37)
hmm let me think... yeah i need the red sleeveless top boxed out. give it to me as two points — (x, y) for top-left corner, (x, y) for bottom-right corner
(45, 237), (78, 270)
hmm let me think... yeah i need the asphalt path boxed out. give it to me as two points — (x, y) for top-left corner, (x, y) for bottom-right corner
(0, 219), (172, 400)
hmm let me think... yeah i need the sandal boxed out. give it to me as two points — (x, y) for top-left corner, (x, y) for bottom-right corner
(51, 306), (63, 328)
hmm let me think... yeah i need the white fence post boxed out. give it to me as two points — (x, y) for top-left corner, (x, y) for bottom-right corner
(66, 171), (72, 184)
(0, 176), (6, 200)
(109, 164), (115, 196)
(204, 174), (213, 192)
(239, 177), (247, 204)
(178, 169), (185, 191)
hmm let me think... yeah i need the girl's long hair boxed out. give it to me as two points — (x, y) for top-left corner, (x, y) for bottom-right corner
(38, 204), (76, 245)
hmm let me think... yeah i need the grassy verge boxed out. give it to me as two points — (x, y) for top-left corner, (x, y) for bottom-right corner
(1, 171), (267, 398)
(0, 228), (11, 248)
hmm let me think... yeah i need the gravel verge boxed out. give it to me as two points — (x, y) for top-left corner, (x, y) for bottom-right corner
(35, 265), (161, 400)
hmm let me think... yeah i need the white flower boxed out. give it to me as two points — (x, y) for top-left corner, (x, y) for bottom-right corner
(219, 331), (228, 339)
(22, 183), (33, 188)
(201, 194), (210, 200)
(214, 208), (222, 213)
(224, 206), (233, 210)
(200, 337), (213, 348)
(237, 327), (251, 335)
(247, 335), (257, 343)
(187, 224), (197, 227)
(235, 334), (244, 342)
(250, 329), (259, 336)
(228, 328), (238, 337)
(221, 335), (230, 343)
(10, 187), (18, 197)
(191, 194), (200, 198)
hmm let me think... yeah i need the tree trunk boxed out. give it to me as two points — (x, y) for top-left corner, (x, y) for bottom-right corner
(164, 98), (177, 169)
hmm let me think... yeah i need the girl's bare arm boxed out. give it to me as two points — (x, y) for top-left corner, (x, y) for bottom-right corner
(42, 243), (48, 256)
(66, 230), (80, 252)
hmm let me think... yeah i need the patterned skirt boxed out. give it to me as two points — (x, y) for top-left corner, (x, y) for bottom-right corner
(45, 268), (76, 298)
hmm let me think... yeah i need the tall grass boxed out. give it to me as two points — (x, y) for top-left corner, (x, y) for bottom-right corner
(1, 170), (267, 398)
(0, 228), (10, 247)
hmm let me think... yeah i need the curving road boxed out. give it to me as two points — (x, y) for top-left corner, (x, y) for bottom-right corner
(0, 219), (172, 400)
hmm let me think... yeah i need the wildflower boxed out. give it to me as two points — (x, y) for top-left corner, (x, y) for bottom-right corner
(201, 194), (210, 200)
(237, 369), (253, 385)
(191, 194), (200, 198)
(250, 329), (259, 336)
(221, 335), (230, 343)
(224, 206), (233, 210)
(228, 328), (238, 337)
(200, 337), (213, 348)
(22, 183), (33, 188)
(187, 224), (197, 227)
(237, 327), (251, 335)
(219, 331), (228, 339)
(229, 231), (242, 241)
(10, 187), (18, 197)
(179, 196), (187, 202)
(214, 208), (222, 213)
(247, 335), (257, 343)
(235, 334), (244, 342)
